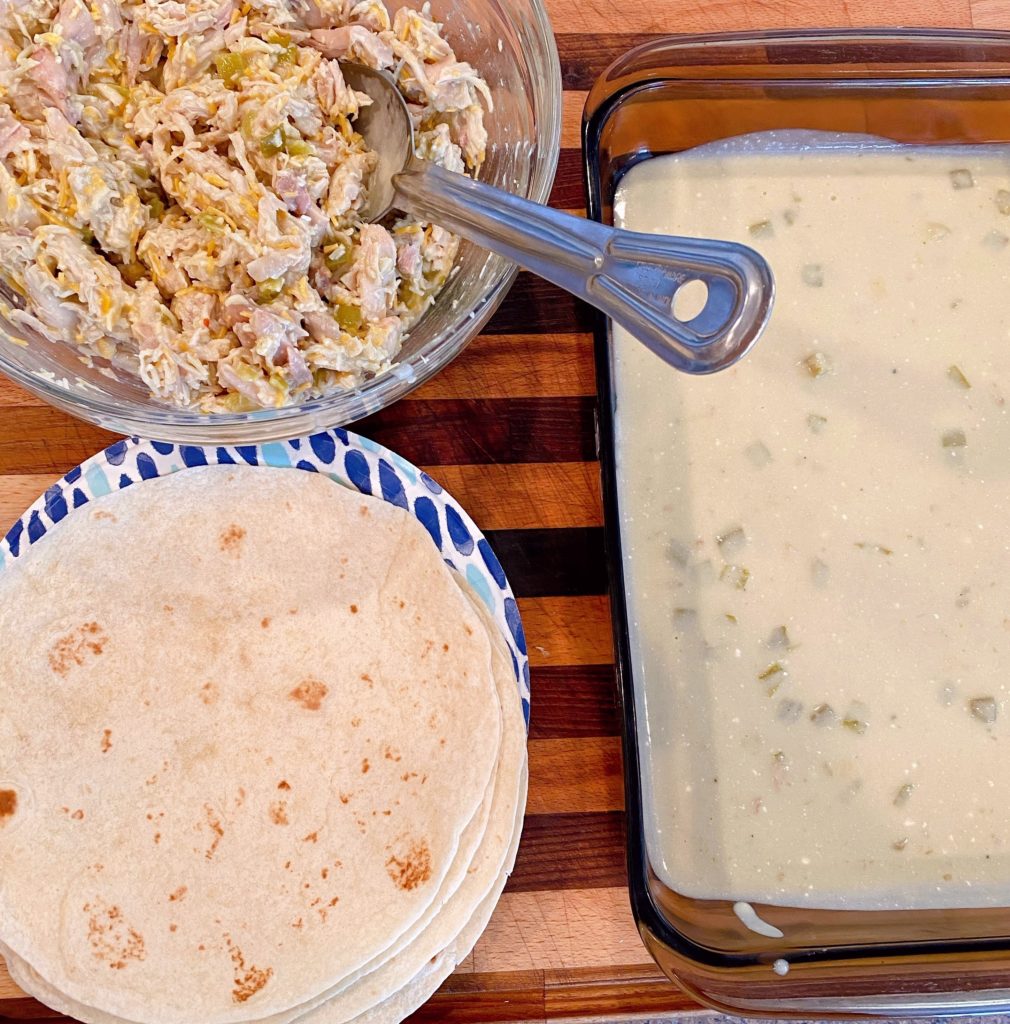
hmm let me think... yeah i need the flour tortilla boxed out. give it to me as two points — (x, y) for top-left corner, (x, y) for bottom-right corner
(291, 576), (527, 1024)
(4, 575), (526, 1024)
(339, 761), (528, 1024)
(0, 466), (502, 1024)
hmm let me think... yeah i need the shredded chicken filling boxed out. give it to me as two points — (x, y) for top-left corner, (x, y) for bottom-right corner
(0, 0), (489, 410)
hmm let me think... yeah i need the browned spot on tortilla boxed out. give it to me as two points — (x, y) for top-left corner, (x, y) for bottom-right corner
(84, 901), (146, 970)
(382, 809), (391, 816)
(204, 804), (224, 860)
(385, 838), (432, 892)
(383, 746), (401, 762)
(398, 600), (405, 609)
(49, 622), (108, 676)
(169, 924), (178, 933)
(401, 771), (417, 782)
(71, 809), (84, 820)
(349, 604), (358, 614)
(338, 791), (351, 804)
(443, 643), (450, 652)
(277, 780), (290, 791)
(225, 936), (273, 1004)
(350, 717), (361, 728)
(168, 886), (187, 902)
(288, 678), (327, 711)
(291, 918), (303, 930)
(427, 712), (438, 729)
(359, 505), (369, 516)
(92, 510), (117, 522)
(219, 524), (246, 552)
(361, 758), (370, 774)
(268, 801), (288, 825)
(0, 789), (16, 822)
(163, 604), (174, 614)
(100, 729), (112, 753)
(200, 681), (218, 705)
(320, 867), (329, 880)
(288, 608), (298, 615)
(260, 617), (271, 629)
(302, 830), (318, 843)
(154, 833), (161, 844)
(464, 624), (473, 636)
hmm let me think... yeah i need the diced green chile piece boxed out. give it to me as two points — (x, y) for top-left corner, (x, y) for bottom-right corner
(969, 697), (998, 724)
(893, 783), (915, 807)
(810, 703), (837, 726)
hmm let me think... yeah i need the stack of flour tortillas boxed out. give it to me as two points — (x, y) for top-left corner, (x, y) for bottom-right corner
(0, 466), (527, 1024)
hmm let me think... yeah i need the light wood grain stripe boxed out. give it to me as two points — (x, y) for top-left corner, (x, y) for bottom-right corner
(0, 474), (60, 532)
(0, 962), (23, 1000)
(546, 0), (972, 34)
(422, 463), (602, 532)
(519, 595), (614, 667)
(562, 90), (585, 151)
(459, 888), (649, 974)
(412, 333), (594, 400)
(528, 737), (624, 815)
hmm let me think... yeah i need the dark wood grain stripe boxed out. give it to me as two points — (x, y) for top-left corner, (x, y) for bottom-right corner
(543, 964), (698, 1020)
(359, 397), (597, 466)
(484, 527), (606, 598)
(484, 273), (594, 336)
(556, 32), (668, 90)
(0, 398), (599, 473)
(528, 665), (619, 740)
(548, 148), (585, 211)
(408, 971), (546, 1024)
(507, 811), (627, 893)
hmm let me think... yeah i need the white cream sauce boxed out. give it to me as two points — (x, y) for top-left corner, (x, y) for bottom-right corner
(613, 132), (1010, 909)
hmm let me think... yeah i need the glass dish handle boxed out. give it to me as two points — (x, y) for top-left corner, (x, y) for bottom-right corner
(393, 162), (775, 374)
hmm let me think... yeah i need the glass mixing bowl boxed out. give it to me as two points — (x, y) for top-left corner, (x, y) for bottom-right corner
(1, 0), (561, 443)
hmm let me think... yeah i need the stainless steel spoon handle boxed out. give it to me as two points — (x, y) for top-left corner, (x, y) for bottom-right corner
(393, 162), (774, 374)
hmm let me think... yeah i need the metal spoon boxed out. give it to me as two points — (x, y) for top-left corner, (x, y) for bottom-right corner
(341, 63), (774, 374)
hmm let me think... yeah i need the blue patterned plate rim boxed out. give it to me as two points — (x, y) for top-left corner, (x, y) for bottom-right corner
(0, 430), (530, 729)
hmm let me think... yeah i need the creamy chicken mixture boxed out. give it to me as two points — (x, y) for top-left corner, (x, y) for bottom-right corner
(614, 133), (1010, 909)
(0, 0), (488, 410)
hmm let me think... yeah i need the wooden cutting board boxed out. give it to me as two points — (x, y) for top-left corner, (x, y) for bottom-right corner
(1, 0), (1008, 1021)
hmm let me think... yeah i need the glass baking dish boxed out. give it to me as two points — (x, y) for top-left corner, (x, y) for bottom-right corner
(586, 28), (1010, 1018)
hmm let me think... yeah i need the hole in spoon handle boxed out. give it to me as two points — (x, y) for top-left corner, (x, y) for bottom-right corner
(597, 230), (775, 374)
